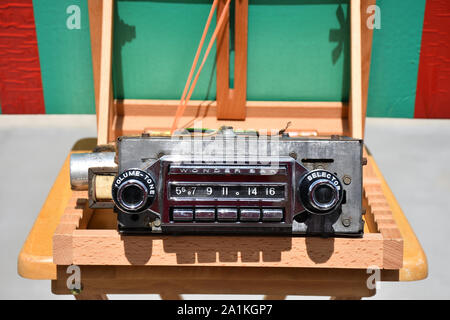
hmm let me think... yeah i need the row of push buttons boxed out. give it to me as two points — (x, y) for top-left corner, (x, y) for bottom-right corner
(172, 208), (283, 222)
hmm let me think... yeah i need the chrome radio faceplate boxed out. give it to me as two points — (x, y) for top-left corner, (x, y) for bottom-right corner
(109, 130), (365, 237)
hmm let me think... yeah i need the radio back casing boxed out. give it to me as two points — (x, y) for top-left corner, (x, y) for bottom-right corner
(113, 132), (364, 237)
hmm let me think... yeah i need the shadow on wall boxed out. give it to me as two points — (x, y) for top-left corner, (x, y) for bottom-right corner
(329, 3), (350, 101)
(112, 0), (218, 101)
(113, 8), (136, 99)
(111, 0), (349, 102)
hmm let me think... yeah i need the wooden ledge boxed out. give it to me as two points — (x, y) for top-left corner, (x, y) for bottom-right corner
(51, 149), (404, 270)
(112, 99), (349, 137)
(18, 138), (427, 283)
(54, 228), (388, 269)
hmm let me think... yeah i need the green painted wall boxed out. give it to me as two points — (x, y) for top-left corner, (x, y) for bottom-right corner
(33, 0), (95, 114)
(113, 0), (349, 101)
(247, 0), (349, 101)
(113, 0), (217, 100)
(367, 0), (426, 118)
(31, 0), (426, 117)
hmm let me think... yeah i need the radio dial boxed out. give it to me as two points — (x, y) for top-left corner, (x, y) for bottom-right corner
(299, 170), (343, 214)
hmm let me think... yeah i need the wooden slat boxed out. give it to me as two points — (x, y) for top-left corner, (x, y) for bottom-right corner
(362, 194), (377, 233)
(53, 280), (375, 297)
(55, 229), (384, 268)
(52, 265), (376, 297)
(53, 224), (77, 266)
(88, 0), (103, 124)
(116, 115), (347, 137)
(97, 0), (114, 145)
(53, 195), (95, 266)
(350, 0), (363, 139)
(216, 0), (230, 119)
(232, 0), (248, 120)
(361, 0), (376, 136)
(112, 99), (348, 137)
(381, 229), (403, 269)
(362, 155), (403, 269)
(216, 0), (248, 120)
(368, 155), (427, 280)
(116, 99), (347, 117)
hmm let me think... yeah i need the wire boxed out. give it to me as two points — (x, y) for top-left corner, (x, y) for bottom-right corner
(170, 0), (232, 134)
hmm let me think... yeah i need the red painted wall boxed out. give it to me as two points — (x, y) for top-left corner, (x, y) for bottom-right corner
(0, 0), (45, 114)
(415, 0), (450, 118)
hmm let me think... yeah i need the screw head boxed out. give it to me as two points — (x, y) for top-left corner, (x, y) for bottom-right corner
(289, 152), (297, 160)
(342, 217), (351, 227)
(343, 175), (352, 185)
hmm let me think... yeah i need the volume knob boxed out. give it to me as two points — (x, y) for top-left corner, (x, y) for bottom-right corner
(299, 170), (343, 214)
(112, 169), (157, 213)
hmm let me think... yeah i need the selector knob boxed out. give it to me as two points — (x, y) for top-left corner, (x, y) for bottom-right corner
(299, 170), (343, 214)
(112, 169), (157, 213)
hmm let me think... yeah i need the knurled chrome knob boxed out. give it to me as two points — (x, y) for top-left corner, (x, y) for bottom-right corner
(299, 170), (343, 215)
(112, 169), (157, 213)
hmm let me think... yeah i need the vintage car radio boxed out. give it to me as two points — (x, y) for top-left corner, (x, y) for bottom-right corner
(70, 127), (365, 237)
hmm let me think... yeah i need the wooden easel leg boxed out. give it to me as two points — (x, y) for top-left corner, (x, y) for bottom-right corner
(216, 0), (248, 120)
(74, 292), (108, 300)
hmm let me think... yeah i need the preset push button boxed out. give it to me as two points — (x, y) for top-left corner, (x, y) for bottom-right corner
(262, 209), (283, 222)
(195, 208), (215, 221)
(217, 208), (238, 221)
(240, 209), (261, 222)
(172, 209), (194, 221)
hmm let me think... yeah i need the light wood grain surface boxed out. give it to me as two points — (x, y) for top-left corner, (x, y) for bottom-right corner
(365, 149), (428, 281)
(52, 265), (377, 297)
(60, 230), (386, 268)
(17, 139), (97, 280)
(96, 0), (114, 145)
(361, 0), (376, 136)
(216, 0), (247, 120)
(350, 0), (363, 139)
(17, 139), (426, 301)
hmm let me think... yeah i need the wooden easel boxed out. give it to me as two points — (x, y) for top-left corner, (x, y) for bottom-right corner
(18, 0), (428, 300)
(90, 0), (370, 145)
